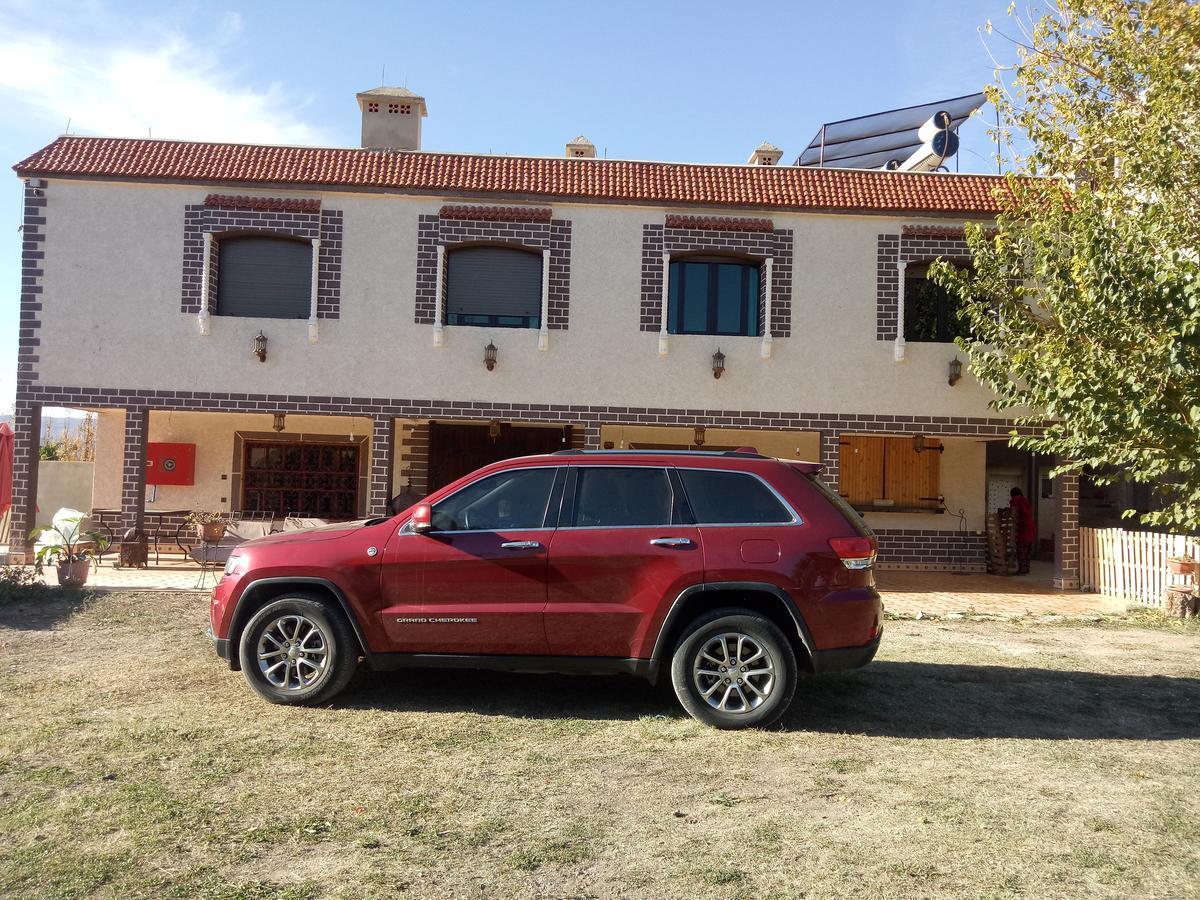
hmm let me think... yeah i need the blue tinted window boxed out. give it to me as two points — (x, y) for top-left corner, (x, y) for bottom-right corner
(666, 259), (760, 336)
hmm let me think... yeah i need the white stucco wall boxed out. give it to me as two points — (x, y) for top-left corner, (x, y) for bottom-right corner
(35, 179), (998, 419)
(34, 461), (95, 527)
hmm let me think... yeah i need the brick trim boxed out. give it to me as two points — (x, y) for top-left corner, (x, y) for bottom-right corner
(1053, 465), (1080, 589)
(640, 223), (794, 337)
(205, 194), (320, 213)
(439, 205), (552, 222)
(369, 416), (397, 517)
(181, 204), (344, 318)
(664, 215), (774, 232)
(875, 529), (987, 572)
(17, 181), (46, 388)
(877, 230), (973, 341)
(121, 407), (149, 535)
(414, 213), (572, 329)
(19, 383), (1040, 437)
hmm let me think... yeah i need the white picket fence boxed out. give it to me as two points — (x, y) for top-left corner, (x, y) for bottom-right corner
(1080, 527), (1200, 607)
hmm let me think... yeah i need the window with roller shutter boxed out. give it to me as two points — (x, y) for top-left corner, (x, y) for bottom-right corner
(445, 246), (542, 329)
(838, 435), (942, 512)
(216, 236), (313, 319)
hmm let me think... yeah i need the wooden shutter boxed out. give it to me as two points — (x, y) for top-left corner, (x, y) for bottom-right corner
(446, 247), (542, 323)
(217, 237), (312, 319)
(838, 435), (885, 505)
(839, 434), (941, 509)
(885, 437), (941, 509)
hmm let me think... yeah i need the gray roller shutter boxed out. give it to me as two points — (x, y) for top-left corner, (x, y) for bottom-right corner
(217, 237), (312, 319)
(446, 247), (542, 326)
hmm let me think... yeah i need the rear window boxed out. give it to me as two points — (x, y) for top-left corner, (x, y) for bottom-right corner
(678, 470), (794, 524)
(798, 467), (874, 537)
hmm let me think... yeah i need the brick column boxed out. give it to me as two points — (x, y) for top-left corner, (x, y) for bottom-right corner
(369, 415), (396, 517)
(819, 430), (841, 493)
(1053, 463), (1080, 589)
(6, 401), (42, 563)
(120, 408), (149, 536)
(581, 423), (601, 450)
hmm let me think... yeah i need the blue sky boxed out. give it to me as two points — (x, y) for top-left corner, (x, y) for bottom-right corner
(0, 0), (1023, 412)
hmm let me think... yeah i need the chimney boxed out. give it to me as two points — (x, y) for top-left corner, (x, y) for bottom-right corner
(565, 135), (596, 159)
(356, 87), (428, 151)
(747, 142), (783, 166)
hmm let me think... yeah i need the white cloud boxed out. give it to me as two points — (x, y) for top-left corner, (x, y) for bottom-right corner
(0, 2), (330, 146)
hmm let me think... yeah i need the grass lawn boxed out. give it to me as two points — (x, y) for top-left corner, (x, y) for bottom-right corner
(1, 590), (1198, 899)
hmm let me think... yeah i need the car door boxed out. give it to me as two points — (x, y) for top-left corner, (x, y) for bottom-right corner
(380, 465), (562, 655)
(675, 466), (802, 590)
(545, 465), (702, 658)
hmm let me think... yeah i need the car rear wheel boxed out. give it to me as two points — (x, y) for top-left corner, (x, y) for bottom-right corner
(670, 609), (797, 729)
(238, 595), (359, 705)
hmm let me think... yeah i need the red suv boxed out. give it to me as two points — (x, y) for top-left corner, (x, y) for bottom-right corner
(210, 450), (882, 729)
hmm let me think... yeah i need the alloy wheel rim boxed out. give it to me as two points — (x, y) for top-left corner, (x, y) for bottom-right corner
(692, 632), (775, 713)
(256, 613), (330, 691)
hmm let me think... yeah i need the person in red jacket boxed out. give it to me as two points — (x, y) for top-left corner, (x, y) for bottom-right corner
(1010, 487), (1037, 575)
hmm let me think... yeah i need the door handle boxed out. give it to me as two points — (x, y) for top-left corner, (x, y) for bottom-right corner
(650, 537), (694, 548)
(500, 540), (543, 550)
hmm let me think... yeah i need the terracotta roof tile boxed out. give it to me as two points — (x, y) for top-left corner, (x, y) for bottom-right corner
(13, 136), (1017, 214)
(665, 215), (774, 232)
(205, 193), (320, 213)
(439, 204), (552, 222)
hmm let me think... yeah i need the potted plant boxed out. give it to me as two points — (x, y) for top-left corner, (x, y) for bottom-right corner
(1168, 555), (1197, 576)
(186, 511), (227, 544)
(31, 508), (110, 588)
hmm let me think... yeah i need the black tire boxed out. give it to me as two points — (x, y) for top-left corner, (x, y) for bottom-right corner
(238, 594), (360, 706)
(670, 609), (797, 729)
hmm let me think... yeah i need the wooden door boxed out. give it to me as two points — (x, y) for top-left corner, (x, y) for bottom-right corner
(427, 423), (569, 492)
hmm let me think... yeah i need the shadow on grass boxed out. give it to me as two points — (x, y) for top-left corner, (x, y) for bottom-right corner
(341, 661), (1200, 739)
(0, 587), (101, 630)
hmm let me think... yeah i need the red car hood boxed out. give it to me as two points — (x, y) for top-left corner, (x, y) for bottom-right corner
(242, 520), (371, 546)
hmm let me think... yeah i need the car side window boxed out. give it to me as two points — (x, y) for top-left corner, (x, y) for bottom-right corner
(431, 468), (557, 532)
(571, 467), (681, 527)
(677, 469), (794, 524)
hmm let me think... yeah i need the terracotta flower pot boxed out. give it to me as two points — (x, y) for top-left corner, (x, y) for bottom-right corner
(1168, 557), (1197, 576)
(56, 559), (91, 588)
(198, 521), (227, 543)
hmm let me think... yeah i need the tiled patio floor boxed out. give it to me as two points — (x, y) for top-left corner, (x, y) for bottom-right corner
(877, 563), (1123, 617)
(5, 553), (1128, 618)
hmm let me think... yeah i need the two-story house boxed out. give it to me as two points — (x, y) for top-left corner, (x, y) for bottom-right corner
(7, 86), (1080, 587)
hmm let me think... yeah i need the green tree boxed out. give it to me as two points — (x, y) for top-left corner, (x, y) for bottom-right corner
(934, 0), (1200, 529)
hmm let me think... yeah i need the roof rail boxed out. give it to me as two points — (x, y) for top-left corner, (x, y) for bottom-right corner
(551, 449), (767, 459)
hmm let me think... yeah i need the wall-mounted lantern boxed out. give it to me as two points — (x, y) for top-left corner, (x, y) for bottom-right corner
(712, 348), (726, 380)
(272, 413), (286, 433)
(253, 330), (268, 363)
(484, 341), (498, 371)
(948, 356), (963, 387)
(693, 424), (706, 448)
(488, 419), (502, 442)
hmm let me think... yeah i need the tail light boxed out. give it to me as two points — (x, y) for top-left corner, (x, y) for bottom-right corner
(828, 536), (876, 570)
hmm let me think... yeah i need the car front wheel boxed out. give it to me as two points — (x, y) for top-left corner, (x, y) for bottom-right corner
(670, 609), (797, 729)
(238, 595), (359, 705)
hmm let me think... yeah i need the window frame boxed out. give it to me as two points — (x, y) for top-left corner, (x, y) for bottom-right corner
(667, 256), (761, 337)
(215, 233), (313, 320)
(444, 244), (543, 330)
(421, 466), (564, 534)
(903, 261), (972, 344)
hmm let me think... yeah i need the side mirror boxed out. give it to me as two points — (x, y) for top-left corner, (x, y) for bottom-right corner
(411, 503), (433, 534)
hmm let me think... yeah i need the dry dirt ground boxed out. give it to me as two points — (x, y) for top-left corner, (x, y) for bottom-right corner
(1, 591), (1198, 899)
